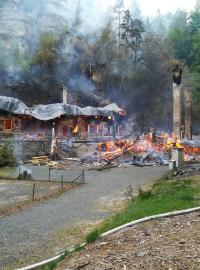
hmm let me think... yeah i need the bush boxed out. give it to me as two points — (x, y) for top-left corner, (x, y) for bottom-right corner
(0, 142), (15, 167)
(124, 185), (135, 201)
(138, 186), (152, 200)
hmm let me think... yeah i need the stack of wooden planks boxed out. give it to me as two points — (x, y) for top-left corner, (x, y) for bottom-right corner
(29, 156), (60, 168)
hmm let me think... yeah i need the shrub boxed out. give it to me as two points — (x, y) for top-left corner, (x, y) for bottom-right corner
(0, 142), (15, 167)
(124, 185), (135, 201)
(138, 186), (152, 200)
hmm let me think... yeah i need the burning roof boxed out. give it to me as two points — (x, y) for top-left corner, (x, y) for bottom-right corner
(0, 96), (125, 120)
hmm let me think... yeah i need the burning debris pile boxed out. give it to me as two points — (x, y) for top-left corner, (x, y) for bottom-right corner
(25, 131), (200, 171)
(78, 133), (200, 170)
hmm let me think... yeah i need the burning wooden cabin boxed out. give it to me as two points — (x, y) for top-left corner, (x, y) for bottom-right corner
(0, 96), (125, 139)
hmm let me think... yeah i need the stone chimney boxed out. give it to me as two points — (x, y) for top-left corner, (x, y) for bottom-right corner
(62, 85), (68, 103)
(172, 64), (183, 139)
(184, 88), (192, 139)
(173, 83), (182, 139)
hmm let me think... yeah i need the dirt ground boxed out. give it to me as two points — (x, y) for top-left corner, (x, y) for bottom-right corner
(57, 211), (200, 270)
(0, 179), (77, 217)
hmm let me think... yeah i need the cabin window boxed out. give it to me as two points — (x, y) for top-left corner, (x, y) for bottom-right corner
(4, 119), (12, 130)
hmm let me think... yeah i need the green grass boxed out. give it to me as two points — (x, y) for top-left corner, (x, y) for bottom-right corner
(87, 177), (200, 239)
(38, 250), (69, 270)
(0, 166), (16, 179)
(86, 229), (100, 243)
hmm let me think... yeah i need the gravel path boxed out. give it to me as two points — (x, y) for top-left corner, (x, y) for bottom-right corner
(0, 167), (167, 269)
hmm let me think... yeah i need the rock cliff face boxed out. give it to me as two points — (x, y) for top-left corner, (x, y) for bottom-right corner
(0, 0), (71, 104)
(0, 0), (70, 61)
(0, 0), (105, 105)
(0, 0), (70, 33)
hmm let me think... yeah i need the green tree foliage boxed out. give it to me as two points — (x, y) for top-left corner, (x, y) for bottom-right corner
(13, 45), (30, 71)
(0, 142), (15, 167)
(191, 29), (200, 66)
(76, 14), (172, 130)
(167, 10), (191, 63)
(189, 9), (200, 34)
(121, 9), (145, 65)
(33, 32), (58, 68)
(189, 9), (200, 68)
(0, 41), (30, 71)
(126, 32), (171, 131)
(187, 8), (200, 121)
(0, 43), (8, 69)
(164, 4), (200, 126)
(94, 21), (118, 65)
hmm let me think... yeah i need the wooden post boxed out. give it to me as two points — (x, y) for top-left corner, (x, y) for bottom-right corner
(18, 166), (21, 179)
(83, 170), (85, 184)
(172, 147), (184, 168)
(49, 168), (51, 181)
(61, 176), (64, 190)
(112, 115), (116, 139)
(32, 183), (36, 201)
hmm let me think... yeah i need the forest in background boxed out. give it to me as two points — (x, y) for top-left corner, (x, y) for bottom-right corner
(0, 0), (200, 132)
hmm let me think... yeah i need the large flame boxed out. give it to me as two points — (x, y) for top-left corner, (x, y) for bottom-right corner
(73, 124), (79, 134)
(98, 134), (200, 162)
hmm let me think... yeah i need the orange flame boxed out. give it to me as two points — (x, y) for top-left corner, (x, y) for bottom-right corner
(73, 124), (79, 134)
(98, 134), (200, 162)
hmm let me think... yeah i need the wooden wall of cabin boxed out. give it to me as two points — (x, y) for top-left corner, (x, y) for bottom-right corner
(0, 112), (21, 133)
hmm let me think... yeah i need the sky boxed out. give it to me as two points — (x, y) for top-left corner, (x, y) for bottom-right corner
(99, 0), (197, 16)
